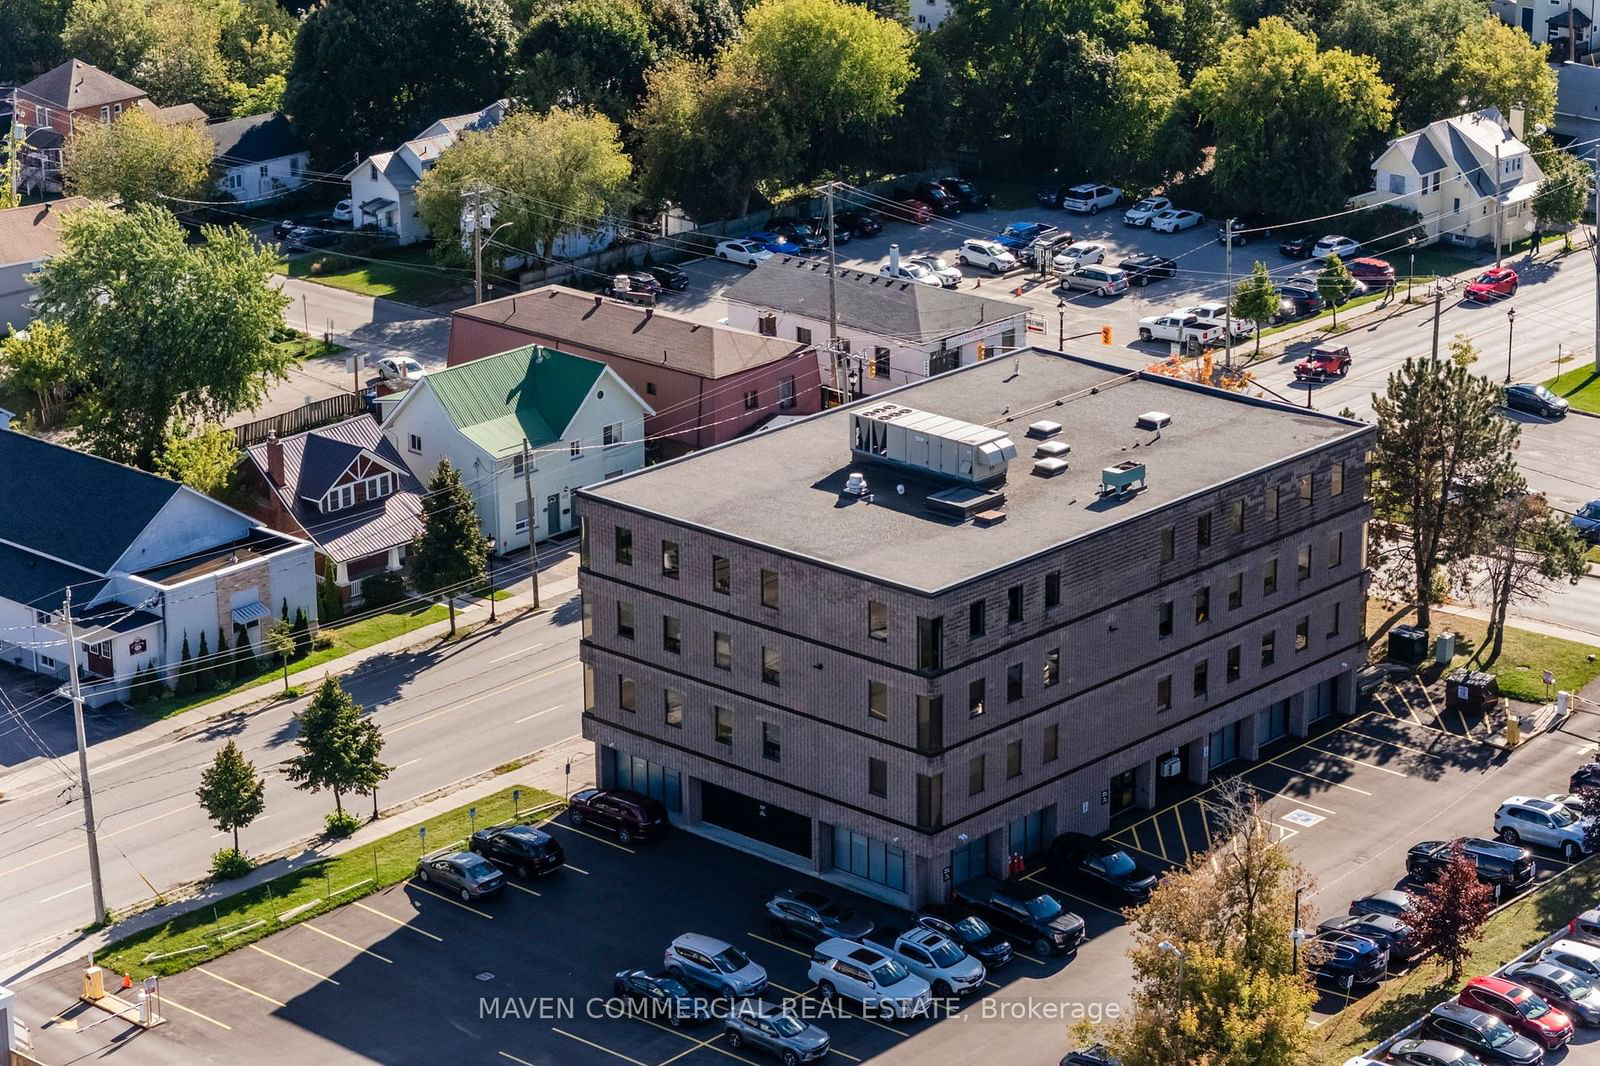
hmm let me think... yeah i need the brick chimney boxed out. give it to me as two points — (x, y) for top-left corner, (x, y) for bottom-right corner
(265, 432), (284, 487)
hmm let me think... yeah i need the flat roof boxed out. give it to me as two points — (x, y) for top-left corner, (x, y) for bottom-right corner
(583, 348), (1367, 592)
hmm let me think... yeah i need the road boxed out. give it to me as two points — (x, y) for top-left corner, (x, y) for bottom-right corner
(0, 573), (583, 971)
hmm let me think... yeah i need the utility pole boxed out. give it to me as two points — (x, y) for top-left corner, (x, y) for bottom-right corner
(822, 181), (842, 400)
(1592, 151), (1599, 372)
(1494, 141), (1504, 270)
(468, 186), (485, 306)
(62, 587), (107, 927)
(520, 439), (541, 610)
(1431, 283), (1444, 360)
(1224, 218), (1236, 369)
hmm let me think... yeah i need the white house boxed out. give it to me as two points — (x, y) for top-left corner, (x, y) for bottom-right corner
(344, 100), (508, 244)
(205, 112), (309, 202)
(0, 429), (316, 706)
(912, 0), (951, 29)
(724, 255), (1035, 400)
(1351, 107), (1543, 250)
(382, 344), (654, 551)
(1496, 0), (1595, 58)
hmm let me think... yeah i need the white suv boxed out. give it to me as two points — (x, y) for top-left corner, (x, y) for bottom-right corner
(958, 239), (1016, 274)
(807, 938), (931, 1019)
(1543, 939), (1600, 983)
(1496, 795), (1590, 860)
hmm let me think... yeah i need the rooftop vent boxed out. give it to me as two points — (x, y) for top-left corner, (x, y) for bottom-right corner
(1100, 460), (1147, 498)
(1035, 440), (1070, 459)
(851, 404), (1018, 486)
(1136, 411), (1172, 431)
(1027, 420), (1063, 439)
(842, 472), (869, 497)
(1033, 457), (1069, 477)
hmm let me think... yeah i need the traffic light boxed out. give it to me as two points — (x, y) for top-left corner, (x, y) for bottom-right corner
(1100, 325), (1113, 346)
(977, 342), (988, 361)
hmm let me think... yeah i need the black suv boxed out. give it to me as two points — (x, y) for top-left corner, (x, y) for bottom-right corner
(832, 209), (882, 237)
(912, 181), (962, 215)
(1303, 929), (1388, 988)
(1420, 1001), (1545, 1065)
(1118, 254), (1176, 287)
(764, 889), (873, 944)
(1318, 913), (1419, 967)
(469, 824), (565, 878)
(915, 909), (1014, 968)
(952, 876), (1085, 958)
(1407, 837), (1536, 896)
(1046, 833), (1158, 901)
(938, 177), (992, 210)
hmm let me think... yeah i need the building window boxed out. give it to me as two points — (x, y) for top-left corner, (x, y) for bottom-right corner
(408, 433), (421, 454)
(1299, 473), (1313, 504)
(616, 601), (635, 639)
(968, 754), (986, 796)
(1043, 648), (1060, 687)
(872, 347), (891, 378)
(796, 326), (813, 344)
(1195, 587), (1210, 624)
(99, 105), (110, 122)
(1227, 645), (1241, 682)
(1261, 631), (1276, 667)
(757, 313), (777, 336)
(661, 541), (679, 578)
(1223, 498), (1244, 535)
(511, 453), (524, 479)
(760, 568), (779, 609)
(714, 631), (732, 670)
(969, 677), (986, 717)
(33, 609), (51, 625)
(761, 646), (780, 685)
(1193, 660), (1208, 697)
(614, 526), (633, 565)
(868, 600), (889, 641)
(646, 382), (657, 395)
(1007, 585), (1023, 623)
(778, 377), (796, 410)
(662, 615), (682, 654)
(1158, 600), (1174, 637)
(665, 689), (684, 728)
(1197, 513), (1212, 547)
(1044, 571), (1061, 609)
(715, 706), (733, 746)
(1297, 543), (1311, 580)
(762, 721), (781, 761)
(1160, 526), (1174, 561)
(1263, 558), (1278, 595)
(1228, 572), (1243, 611)
(1328, 602), (1342, 638)
(917, 616), (944, 672)
(1296, 616), (1310, 651)
(570, 440), (581, 458)
(1331, 462), (1345, 496)
(968, 600), (986, 638)
(744, 390), (758, 410)
(603, 422), (623, 448)
(868, 680), (888, 721)
(1006, 662), (1024, 702)
(868, 757), (888, 798)
(619, 675), (637, 712)
(1329, 531), (1344, 567)
(712, 555), (730, 593)
(916, 773), (943, 829)
(1156, 675), (1172, 712)
(1043, 723), (1059, 763)
(1265, 486), (1279, 521)
(1006, 740), (1022, 779)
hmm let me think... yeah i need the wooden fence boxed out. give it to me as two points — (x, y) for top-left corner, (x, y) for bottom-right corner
(231, 392), (365, 448)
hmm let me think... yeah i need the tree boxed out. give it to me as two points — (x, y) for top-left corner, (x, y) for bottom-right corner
(61, 107), (213, 206)
(1450, 17), (1556, 133)
(1232, 261), (1279, 356)
(1411, 842), (1495, 982)
(195, 629), (212, 692)
(60, 0), (158, 78)
(265, 618), (295, 691)
(636, 0), (737, 61)
(1324, 0), (1486, 131)
(408, 458), (487, 636)
(283, 0), (514, 166)
(157, 423), (240, 497)
(291, 607), (312, 659)
(1102, 45), (1187, 189)
(318, 559), (344, 623)
(214, 626), (234, 686)
(175, 632), (195, 695)
(0, 320), (75, 421)
(350, 717), (392, 821)
(1101, 780), (1315, 1065)
(1148, 0), (1239, 78)
(1533, 149), (1594, 251)
(195, 739), (266, 853)
(516, 0), (658, 122)
(1316, 254), (1355, 328)
(232, 624), (254, 677)
(1369, 356), (1521, 629)
(0, 0), (69, 83)
(415, 108), (632, 264)
(1189, 18), (1393, 217)
(284, 675), (365, 816)
(1474, 491), (1587, 664)
(31, 204), (291, 469)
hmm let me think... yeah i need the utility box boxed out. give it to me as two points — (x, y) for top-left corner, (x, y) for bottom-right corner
(81, 966), (104, 1001)
(1387, 625), (1430, 665)
(1435, 632), (1457, 664)
(1444, 668), (1499, 717)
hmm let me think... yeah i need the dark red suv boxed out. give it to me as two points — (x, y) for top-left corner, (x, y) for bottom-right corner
(1460, 975), (1574, 1049)
(567, 788), (668, 844)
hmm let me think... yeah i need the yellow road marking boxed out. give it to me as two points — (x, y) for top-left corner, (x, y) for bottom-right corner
(1152, 815), (1170, 861)
(409, 881), (494, 917)
(766, 981), (903, 1036)
(545, 820), (637, 854)
(1387, 690), (1423, 726)
(1267, 761), (1372, 795)
(247, 943), (340, 985)
(389, 661), (578, 735)
(507, 882), (541, 897)
(159, 994), (232, 1030)
(626, 1014), (766, 1066)
(196, 966), (286, 1008)
(301, 922), (392, 963)
(549, 1026), (652, 1066)
(497, 1053), (536, 1066)
(1306, 744), (1409, 777)
(1396, 686), (1442, 731)
(1110, 837), (1172, 867)
(1174, 805), (1194, 860)
(354, 900), (444, 941)
(1024, 874), (1127, 919)
(747, 931), (810, 958)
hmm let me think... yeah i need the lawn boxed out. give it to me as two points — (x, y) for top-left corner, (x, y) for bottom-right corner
(98, 784), (562, 979)
(269, 327), (346, 363)
(1543, 363), (1600, 416)
(1307, 856), (1600, 1065)
(137, 602), (450, 720)
(273, 244), (469, 306)
(1366, 602), (1600, 704)
(1258, 286), (1392, 340)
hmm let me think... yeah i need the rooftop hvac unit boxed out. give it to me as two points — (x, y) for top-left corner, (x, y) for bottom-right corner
(1136, 411), (1172, 430)
(1032, 457), (1069, 477)
(1027, 420), (1063, 438)
(1158, 755), (1182, 778)
(851, 405), (1018, 485)
(1100, 460), (1146, 497)
(1035, 440), (1070, 459)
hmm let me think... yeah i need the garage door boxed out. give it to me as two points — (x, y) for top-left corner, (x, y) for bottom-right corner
(700, 780), (812, 859)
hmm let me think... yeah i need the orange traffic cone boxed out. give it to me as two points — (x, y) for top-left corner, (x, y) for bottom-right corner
(121, 972), (132, 991)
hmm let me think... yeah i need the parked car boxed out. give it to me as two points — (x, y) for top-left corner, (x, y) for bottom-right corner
(879, 260), (943, 287)
(1348, 257), (1396, 288)
(910, 254), (962, 288)
(994, 221), (1058, 257)
(1495, 796), (1588, 859)
(1541, 940), (1600, 984)
(1548, 793), (1589, 820)
(914, 910), (1014, 968)
(1350, 888), (1416, 919)
(1060, 1046), (1120, 1066)
(1138, 313), (1225, 348)
(1122, 196), (1172, 226)
(724, 1000), (830, 1064)
(1278, 234), (1316, 258)
(912, 181), (962, 216)
(331, 199), (353, 223)
(272, 219), (298, 239)
(1420, 1001), (1545, 1065)
(1571, 502), (1600, 545)
(1120, 254), (1177, 287)
(1027, 232), (1078, 269)
(1293, 343), (1352, 382)
(646, 264), (690, 291)
(1045, 833), (1158, 901)
(1060, 183), (1122, 213)
(375, 356), (426, 383)
(604, 272), (660, 305)
(717, 239), (775, 267)
(1178, 303), (1253, 340)
(664, 933), (767, 997)
(1051, 241), (1107, 272)
(952, 877), (1085, 958)
(1505, 961), (1600, 1026)
(1571, 907), (1600, 943)
(767, 220), (826, 250)
(887, 199), (933, 225)
(1503, 384), (1569, 419)
(747, 231), (803, 256)
(807, 937), (932, 1019)
(1465, 267), (1520, 301)
(1459, 975), (1574, 1050)
(1572, 764), (1600, 791)
(1272, 283), (1324, 321)
(567, 787), (668, 844)
(414, 851), (504, 901)
(1059, 265), (1130, 297)
(958, 239), (1018, 274)
(1303, 929), (1388, 988)
(1217, 218), (1265, 246)
(833, 209), (883, 237)
(469, 824), (565, 878)
(938, 177), (991, 210)
(1150, 208), (1203, 233)
(1406, 837), (1536, 896)
(806, 215), (852, 245)
(764, 889), (874, 945)
(1317, 913), (1420, 967)
(285, 225), (339, 250)
(861, 926), (986, 998)
(1313, 234), (1362, 259)
(1386, 1038), (1490, 1066)
(612, 969), (713, 1027)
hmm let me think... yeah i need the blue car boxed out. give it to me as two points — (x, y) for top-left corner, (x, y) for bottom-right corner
(746, 231), (803, 256)
(1573, 500), (1600, 544)
(1305, 930), (1388, 988)
(994, 221), (1057, 255)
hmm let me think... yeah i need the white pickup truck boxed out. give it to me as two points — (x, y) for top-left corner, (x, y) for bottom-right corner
(859, 926), (987, 998)
(1137, 313), (1226, 348)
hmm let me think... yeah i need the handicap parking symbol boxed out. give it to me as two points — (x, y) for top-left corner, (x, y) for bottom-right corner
(1282, 809), (1324, 828)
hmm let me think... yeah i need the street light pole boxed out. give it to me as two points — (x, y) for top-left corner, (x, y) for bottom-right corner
(1407, 236), (1417, 304)
(484, 536), (497, 623)
(1505, 306), (1517, 384)
(1292, 886), (1304, 971)
(1057, 299), (1065, 350)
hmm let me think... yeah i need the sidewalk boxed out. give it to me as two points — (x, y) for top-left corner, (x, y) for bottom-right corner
(0, 732), (595, 985)
(1444, 600), (1600, 646)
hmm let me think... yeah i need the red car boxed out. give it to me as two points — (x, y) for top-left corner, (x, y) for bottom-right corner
(890, 199), (932, 225)
(1464, 267), (1519, 301)
(1293, 343), (1352, 382)
(1459, 974), (1574, 1049)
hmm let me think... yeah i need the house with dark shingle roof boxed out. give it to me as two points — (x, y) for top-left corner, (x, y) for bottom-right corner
(240, 415), (425, 604)
(0, 429), (315, 705)
(382, 344), (652, 551)
(448, 285), (821, 457)
(206, 112), (309, 202)
(724, 256), (1033, 399)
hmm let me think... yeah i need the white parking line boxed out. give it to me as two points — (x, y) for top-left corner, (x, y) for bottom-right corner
(1268, 760), (1373, 795)
(410, 881), (494, 917)
(248, 943), (341, 985)
(301, 922), (392, 964)
(1306, 744), (1409, 777)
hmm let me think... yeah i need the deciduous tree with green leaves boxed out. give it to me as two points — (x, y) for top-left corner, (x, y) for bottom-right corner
(62, 107), (214, 205)
(284, 675), (366, 817)
(1533, 149), (1594, 251)
(1231, 261), (1279, 356)
(195, 739), (266, 854)
(1316, 254), (1355, 328)
(408, 458), (487, 636)
(350, 716), (392, 821)
(1475, 490), (1588, 664)
(265, 618), (295, 691)
(515, 0), (658, 122)
(1324, 0), (1488, 131)
(156, 423), (240, 497)
(1451, 16), (1556, 133)
(0, 319), (75, 421)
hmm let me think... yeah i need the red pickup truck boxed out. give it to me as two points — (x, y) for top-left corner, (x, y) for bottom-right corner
(1293, 343), (1352, 382)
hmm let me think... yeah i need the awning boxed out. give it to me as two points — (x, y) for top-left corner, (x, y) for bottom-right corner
(358, 197), (395, 215)
(231, 601), (272, 625)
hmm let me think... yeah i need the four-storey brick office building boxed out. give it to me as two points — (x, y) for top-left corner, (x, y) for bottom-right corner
(575, 347), (1373, 908)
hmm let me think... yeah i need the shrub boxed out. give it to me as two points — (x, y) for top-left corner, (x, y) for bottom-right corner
(323, 810), (361, 838)
(292, 607), (311, 659)
(210, 848), (254, 881)
(361, 570), (407, 609)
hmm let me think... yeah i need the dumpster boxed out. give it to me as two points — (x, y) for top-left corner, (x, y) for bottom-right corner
(1388, 625), (1430, 665)
(1444, 668), (1499, 717)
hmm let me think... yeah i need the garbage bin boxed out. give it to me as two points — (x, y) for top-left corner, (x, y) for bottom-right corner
(1388, 625), (1430, 665)
(1444, 667), (1499, 717)
(1435, 632), (1457, 664)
